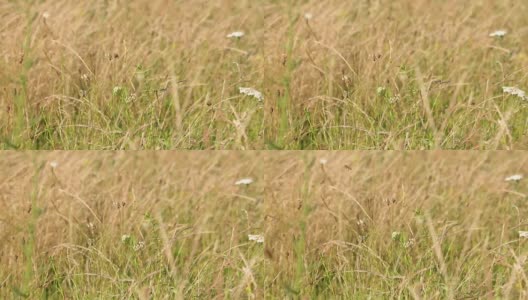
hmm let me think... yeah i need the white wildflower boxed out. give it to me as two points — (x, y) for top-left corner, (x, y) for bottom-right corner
(503, 86), (527, 100)
(81, 74), (89, 81)
(520, 231), (528, 238)
(227, 31), (244, 38)
(113, 86), (123, 95)
(42, 12), (50, 19)
(304, 13), (313, 20)
(319, 158), (328, 165)
(489, 30), (507, 38)
(404, 238), (415, 248)
(133, 241), (145, 251)
(248, 234), (264, 243)
(235, 178), (254, 185)
(388, 95), (400, 104)
(49, 161), (58, 169)
(239, 87), (264, 101)
(505, 174), (523, 182)
(392, 231), (401, 240)
(376, 86), (387, 95)
(121, 234), (131, 243)
(125, 93), (137, 103)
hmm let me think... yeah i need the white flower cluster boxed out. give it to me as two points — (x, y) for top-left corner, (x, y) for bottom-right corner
(227, 31), (244, 38)
(235, 178), (254, 185)
(404, 238), (415, 248)
(133, 241), (145, 251)
(505, 174), (523, 182)
(248, 234), (264, 243)
(489, 30), (507, 37)
(113, 86), (123, 95)
(239, 87), (264, 101)
(503, 87), (527, 100)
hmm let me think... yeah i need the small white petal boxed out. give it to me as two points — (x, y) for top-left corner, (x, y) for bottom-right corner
(519, 231), (528, 238)
(121, 234), (131, 242)
(392, 231), (401, 239)
(319, 158), (328, 165)
(304, 13), (313, 20)
(248, 234), (264, 243)
(42, 12), (50, 19)
(505, 174), (523, 182)
(49, 161), (58, 169)
(235, 178), (254, 185)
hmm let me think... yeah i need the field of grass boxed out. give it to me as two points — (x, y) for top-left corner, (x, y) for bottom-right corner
(3, 152), (528, 298)
(2, 0), (528, 149)
(0, 152), (264, 298)
(2, 0), (528, 298)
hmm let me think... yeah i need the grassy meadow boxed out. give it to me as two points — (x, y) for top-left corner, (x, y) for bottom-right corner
(2, 0), (528, 149)
(0, 152), (265, 298)
(3, 152), (528, 298)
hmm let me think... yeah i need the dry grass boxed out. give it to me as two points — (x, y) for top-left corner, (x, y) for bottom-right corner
(2, 1), (528, 149)
(266, 152), (528, 298)
(0, 152), (264, 298)
(3, 152), (528, 298)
